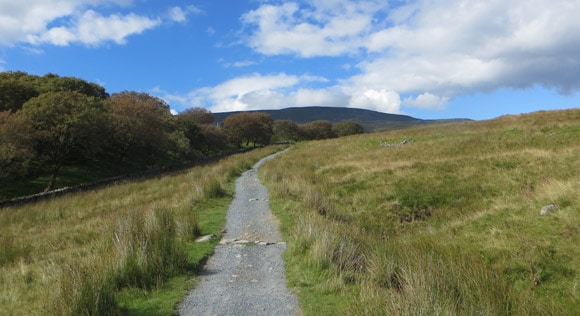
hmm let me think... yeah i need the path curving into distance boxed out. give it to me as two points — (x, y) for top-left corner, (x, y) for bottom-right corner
(179, 150), (301, 316)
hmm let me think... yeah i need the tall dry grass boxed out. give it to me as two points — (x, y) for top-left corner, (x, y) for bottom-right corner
(0, 147), (279, 315)
(261, 109), (579, 315)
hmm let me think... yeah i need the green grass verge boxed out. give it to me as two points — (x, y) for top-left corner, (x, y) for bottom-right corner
(116, 194), (232, 315)
(0, 146), (286, 315)
(261, 109), (580, 315)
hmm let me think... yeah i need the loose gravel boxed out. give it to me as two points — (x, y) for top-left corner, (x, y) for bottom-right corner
(179, 151), (301, 316)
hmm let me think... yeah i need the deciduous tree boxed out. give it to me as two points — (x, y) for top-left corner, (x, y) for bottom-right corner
(273, 120), (302, 142)
(222, 112), (274, 147)
(180, 107), (215, 125)
(0, 111), (34, 183)
(174, 113), (203, 158)
(105, 91), (174, 166)
(300, 120), (336, 140)
(0, 76), (39, 112)
(199, 124), (229, 153)
(332, 120), (365, 137)
(21, 91), (105, 191)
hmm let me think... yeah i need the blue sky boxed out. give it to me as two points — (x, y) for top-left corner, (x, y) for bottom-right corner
(1, 0), (579, 120)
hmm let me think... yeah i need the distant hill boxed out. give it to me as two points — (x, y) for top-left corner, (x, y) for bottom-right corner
(213, 106), (470, 132)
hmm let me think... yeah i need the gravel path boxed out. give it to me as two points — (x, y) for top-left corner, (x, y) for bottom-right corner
(179, 151), (301, 316)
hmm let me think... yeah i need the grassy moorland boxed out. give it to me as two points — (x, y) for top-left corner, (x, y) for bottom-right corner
(0, 146), (282, 315)
(261, 109), (579, 315)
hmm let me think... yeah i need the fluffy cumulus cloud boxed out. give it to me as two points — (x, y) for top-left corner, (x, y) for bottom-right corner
(167, 5), (203, 23)
(348, 89), (401, 113)
(352, 0), (580, 96)
(0, 0), (197, 47)
(241, 0), (388, 57)
(404, 93), (449, 110)
(232, 0), (580, 113)
(182, 73), (334, 112)
(27, 10), (161, 46)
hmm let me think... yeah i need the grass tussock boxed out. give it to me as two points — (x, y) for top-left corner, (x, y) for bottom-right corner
(261, 109), (580, 315)
(0, 146), (283, 315)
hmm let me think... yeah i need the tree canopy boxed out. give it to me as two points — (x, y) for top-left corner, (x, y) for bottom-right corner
(0, 70), (370, 199)
(273, 120), (302, 142)
(21, 91), (105, 191)
(0, 111), (34, 183)
(300, 120), (336, 140)
(105, 91), (175, 164)
(332, 120), (365, 137)
(222, 112), (274, 147)
(180, 107), (215, 125)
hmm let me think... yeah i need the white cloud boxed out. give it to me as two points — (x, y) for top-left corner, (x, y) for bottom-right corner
(349, 89), (402, 113)
(240, 0), (580, 112)
(403, 93), (449, 110)
(168, 5), (203, 23)
(241, 1), (387, 57)
(0, 0), (77, 46)
(0, 1), (192, 47)
(291, 88), (346, 107)
(223, 60), (257, 68)
(356, 0), (580, 96)
(168, 7), (188, 23)
(173, 73), (340, 113)
(186, 73), (300, 112)
(26, 10), (161, 46)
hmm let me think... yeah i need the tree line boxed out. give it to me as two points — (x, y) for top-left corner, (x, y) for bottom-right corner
(0, 71), (363, 194)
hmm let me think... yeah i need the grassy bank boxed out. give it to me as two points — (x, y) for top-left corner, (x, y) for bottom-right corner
(0, 146), (282, 315)
(261, 109), (579, 315)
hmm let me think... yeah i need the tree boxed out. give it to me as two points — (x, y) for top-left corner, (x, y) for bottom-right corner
(273, 120), (302, 142)
(21, 91), (105, 191)
(179, 107), (215, 125)
(332, 120), (365, 137)
(0, 71), (108, 112)
(104, 91), (174, 165)
(250, 112), (274, 146)
(0, 76), (39, 112)
(40, 74), (108, 99)
(199, 124), (229, 153)
(222, 112), (274, 147)
(174, 113), (203, 158)
(300, 120), (336, 140)
(0, 111), (34, 183)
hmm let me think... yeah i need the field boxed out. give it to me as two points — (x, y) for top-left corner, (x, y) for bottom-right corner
(0, 147), (282, 315)
(1, 109), (578, 315)
(260, 109), (579, 315)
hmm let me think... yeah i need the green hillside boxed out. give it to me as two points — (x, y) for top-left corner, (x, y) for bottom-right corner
(2, 106), (577, 315)
(213, 106), (470, 132)
(0, 147), (284, 315)
(260, 108), (580, 315)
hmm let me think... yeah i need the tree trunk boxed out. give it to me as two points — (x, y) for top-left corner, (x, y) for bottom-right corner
(44, 162), (61, 192)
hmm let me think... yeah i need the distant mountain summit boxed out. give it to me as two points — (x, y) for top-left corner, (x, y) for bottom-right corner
(213, 106), (469, 132)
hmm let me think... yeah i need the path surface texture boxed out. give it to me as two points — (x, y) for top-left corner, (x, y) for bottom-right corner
(179, 151), (301, 316)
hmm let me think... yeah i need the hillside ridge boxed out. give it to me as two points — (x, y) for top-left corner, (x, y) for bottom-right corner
(213, 106), (470, 132)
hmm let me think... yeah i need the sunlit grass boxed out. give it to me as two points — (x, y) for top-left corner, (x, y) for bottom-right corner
(0, 146), (283, 315)
(261, 109), (580, 315)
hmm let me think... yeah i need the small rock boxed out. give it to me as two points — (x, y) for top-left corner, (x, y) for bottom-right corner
(256, 241), (274, 246)
(540, 204), (557, 216)
(195, 234), (216, 243)
(220, 238), (235, 244)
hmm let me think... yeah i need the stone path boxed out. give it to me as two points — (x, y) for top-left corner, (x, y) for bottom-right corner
(179, 151), (300, 316)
